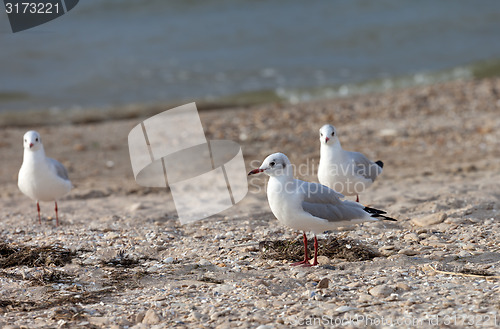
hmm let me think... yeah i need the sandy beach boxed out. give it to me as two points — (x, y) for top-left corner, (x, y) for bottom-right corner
(0, 77), (499, 328)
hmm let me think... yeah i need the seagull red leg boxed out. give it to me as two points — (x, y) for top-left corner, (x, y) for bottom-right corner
(356, 195), (359, 203)
(311, 235), (319, 266)
(37, 201), (41, 225)
(291, 232), (310, 266)
(55, 201), (59, 227)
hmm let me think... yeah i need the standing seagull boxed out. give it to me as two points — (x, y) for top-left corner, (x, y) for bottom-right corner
(18, 131), (73, 226)
(318, 124), (384, 202)
(249, 153), (395, 266)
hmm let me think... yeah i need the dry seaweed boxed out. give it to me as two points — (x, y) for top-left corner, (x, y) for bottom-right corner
(0, 243), (75, 268)
(101, 250), (141, 268)
(259, 236), (381, 262)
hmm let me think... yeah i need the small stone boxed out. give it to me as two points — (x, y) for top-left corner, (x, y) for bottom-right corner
(458, 250), (470, 257)
(396, 282), (411, 291)
(256, 325), (274, 329)
(189, 311), (203, 321)
(142, 309), (161, 325)
(369, 285), (394, 298)
(447, 217), (469, 224)
(199, 259), (212, 266)
(135, 311), (146, 323)
(347, 281), (362, 288)
(89, 317), (110, 326)
(254, 300), (268, 309)
(399, 249), (419, 256)
(129, 203), (145, 212)
(210, 312), (223, 320)
(412, 212), (447, 226)
(358, 294), (372, 302)
(316, 255), (330, 265)
(73, 143), (86, 151)
(163, 257), (174, 264)
(317, 278), (330, 289)
(379, 129), (398, 137)
(404, 233), (420, 242)
(463, 244), (475, 251)
(336, 305), (357, 313)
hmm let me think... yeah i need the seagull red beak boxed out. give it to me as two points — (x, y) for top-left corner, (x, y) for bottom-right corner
(325, 137), (329, 143)
(29, 143), (34, 148)
(248, 168), (264, 176)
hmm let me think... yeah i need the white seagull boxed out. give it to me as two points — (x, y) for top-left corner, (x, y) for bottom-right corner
(248, 152), (395, 266)
(18, 130), (73, 226)
(318, 124), (384, 202)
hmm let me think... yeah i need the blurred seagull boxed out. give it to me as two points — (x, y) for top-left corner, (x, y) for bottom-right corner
(18, 130), (72, 226)
(248, 152), (395, 266)
(318, 124), (384, 202)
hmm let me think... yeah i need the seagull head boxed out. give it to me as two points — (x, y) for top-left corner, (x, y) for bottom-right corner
(319, 124), (338, 145)
(248, 152), (292, 177)
(23, 130), (43, 151)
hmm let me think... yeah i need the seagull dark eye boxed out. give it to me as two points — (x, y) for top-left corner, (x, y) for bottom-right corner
(24, 139), (27, 142)
(270, 161), (275, 167)
(35, 138), (39, 142)
(331, 132), (334, 136)
(320, 133), (323, 136)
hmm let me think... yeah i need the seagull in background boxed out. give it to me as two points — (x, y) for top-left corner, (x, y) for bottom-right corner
(18, 130), (72, 226)
(249, 152), (395, 266)
(318, 124), (384, 202)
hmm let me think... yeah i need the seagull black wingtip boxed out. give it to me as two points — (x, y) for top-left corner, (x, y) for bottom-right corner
(364, 206), (396, 221)
(375, 160), (384, 169)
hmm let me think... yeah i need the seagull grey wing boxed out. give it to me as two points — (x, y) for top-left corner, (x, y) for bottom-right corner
(350, 151), (382, 182)
(297, 180), (344, 204)
(48, 158), (70, 181)
(302, 202), (343, 222)
(302, 200), (368, 222)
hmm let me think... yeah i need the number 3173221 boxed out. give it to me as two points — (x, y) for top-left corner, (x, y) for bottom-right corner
(5, 2), (60, 14)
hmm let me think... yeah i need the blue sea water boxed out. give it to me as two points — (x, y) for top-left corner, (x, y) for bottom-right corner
(1, 0), (500, 112)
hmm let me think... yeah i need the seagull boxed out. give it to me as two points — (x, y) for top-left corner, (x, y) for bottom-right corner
(18, 130), (73, 226)
(248, 152), (395, 267)
(318, 124), (384, 202)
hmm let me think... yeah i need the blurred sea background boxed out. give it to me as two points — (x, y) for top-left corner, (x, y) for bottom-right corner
(1, 0), (500, 124)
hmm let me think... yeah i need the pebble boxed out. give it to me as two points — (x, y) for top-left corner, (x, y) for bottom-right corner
(163, 257), (174, 264)
(199, 259), (212, 266)
(128, 203), (145, 212)
(255, 325), (274, 329)
(135, 311), (146, 323)
(317, 278), (330, 289)
(142, 309), (161, 325)
(462, 244), (476, 250)
(189, 311), (204, 321)
(317, 255), (330, 265)
(399, 249), (419, 256)
(404, 233), (420, 242)
(254, 300), (268, 309)
(412, 212), (447, 226)
(369, 285), (394, 298)
(396, 283), (411, 291)
(336, 305), (357, 313)
(358, 294), (372, 303)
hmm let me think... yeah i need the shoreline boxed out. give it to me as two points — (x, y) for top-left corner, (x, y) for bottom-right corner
(2, 58), (500, 128)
